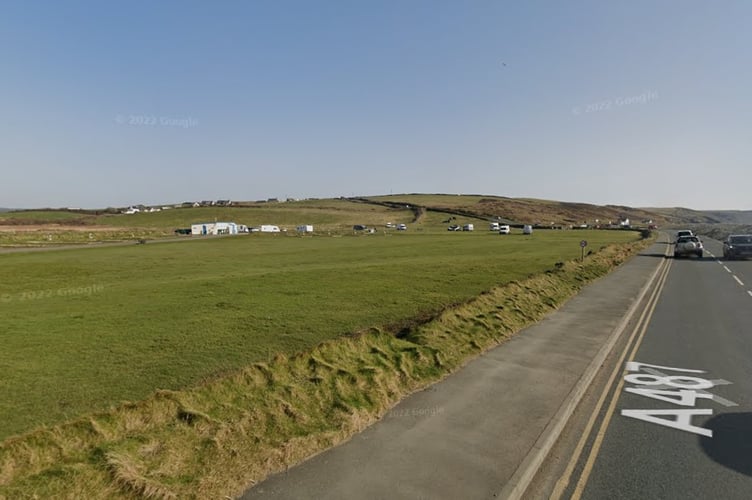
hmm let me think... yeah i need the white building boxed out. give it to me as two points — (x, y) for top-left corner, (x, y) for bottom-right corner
(191, 222), (238, 235)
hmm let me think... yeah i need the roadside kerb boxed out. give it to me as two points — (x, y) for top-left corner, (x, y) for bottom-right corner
(498, 237), (669, 499)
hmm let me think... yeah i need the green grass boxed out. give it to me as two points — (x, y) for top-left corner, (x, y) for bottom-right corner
(0, 210), (94, 223)
(92, 200), (414, 230)
(0, 230), (638, 441)
(0, 234), (651, 499)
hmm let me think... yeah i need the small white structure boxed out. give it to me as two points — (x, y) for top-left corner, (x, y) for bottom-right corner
(260, 225), (281, 233)
(191, 222), (238, 235)
(296, 225), (314, 233)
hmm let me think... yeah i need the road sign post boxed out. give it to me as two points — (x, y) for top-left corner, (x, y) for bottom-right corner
(580, 239), (588, 262)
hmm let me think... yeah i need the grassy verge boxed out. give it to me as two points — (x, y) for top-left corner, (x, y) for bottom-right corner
(0, 235), (652, 499)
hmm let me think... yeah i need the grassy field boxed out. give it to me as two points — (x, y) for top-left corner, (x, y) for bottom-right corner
(0, 233), (650, 498)
(0, 229), (639, 441)
(0, 210), (95, 222)
(90, 199), (416, 230)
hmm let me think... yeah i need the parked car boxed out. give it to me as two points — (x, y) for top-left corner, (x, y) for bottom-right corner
(396, 223), (407, 230)
(447, 224), (461, 231)
(498, 225), (511, 235)
(723, 234), (752, 260)
(353, 224), (368, 231)
(523, 225), (533, 235)
(174, 228), (191, 235)
(674, 235), (703, 258)
(462, 224), (474, 231)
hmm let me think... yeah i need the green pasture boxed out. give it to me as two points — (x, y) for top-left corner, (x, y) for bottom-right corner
(91, 198), (414, 229)
(0, 210), (94, 222)
(0, 229), (638, 440)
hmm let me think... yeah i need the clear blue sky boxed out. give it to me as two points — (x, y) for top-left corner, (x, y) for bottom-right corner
(2, 1), (750, 209)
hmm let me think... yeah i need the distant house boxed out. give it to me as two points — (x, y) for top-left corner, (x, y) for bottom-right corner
(215, 199), (232, 206)
(200, 200), (213, 207)
(267, 198), (279, 203)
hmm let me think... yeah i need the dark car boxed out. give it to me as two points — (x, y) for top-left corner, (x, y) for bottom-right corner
(723, 234), (752, 260)
(353, 224), (367, 231)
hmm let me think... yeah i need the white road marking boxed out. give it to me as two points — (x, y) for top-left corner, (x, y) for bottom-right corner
(724, 266), (732, 273)
(621, 409), (713, 437)
(748, 290), (752, 298)
(733, 275), (744, 286)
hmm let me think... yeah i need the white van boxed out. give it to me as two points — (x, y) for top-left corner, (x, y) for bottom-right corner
(523, 225), (533, 235)
(489, 222), (500, 231)
(498, 225), (511, 234)
(462, 224), (474, 231)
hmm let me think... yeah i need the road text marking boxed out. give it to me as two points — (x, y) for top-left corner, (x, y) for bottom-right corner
(620, 362), (736, 437)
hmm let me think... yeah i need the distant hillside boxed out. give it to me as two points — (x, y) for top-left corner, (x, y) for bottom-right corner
(701, 210), (752, 225)
(365, 194), (664, 227)
(5, 195), (747, 231)
(642, 207), (723, 224)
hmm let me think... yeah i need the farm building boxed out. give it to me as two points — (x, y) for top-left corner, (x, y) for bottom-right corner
(191, 222), (239, 235)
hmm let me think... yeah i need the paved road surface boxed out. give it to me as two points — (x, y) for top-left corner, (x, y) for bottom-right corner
(549, 235), (752, 499)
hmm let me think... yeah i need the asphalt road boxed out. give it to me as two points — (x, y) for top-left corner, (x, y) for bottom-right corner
(552, 235), (752, 499)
